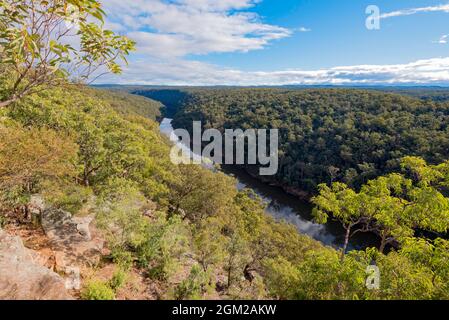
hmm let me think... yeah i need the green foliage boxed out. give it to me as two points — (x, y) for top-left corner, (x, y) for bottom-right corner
(374, 251), (435, 300)
(93, 89), (162, 121)
(262, 257), (301, 300)
(223, 227), (251, 289)
(262, 247), (444, 300)
(96, 180), (148, 252)
(0, 123), (78, 209)
(313, 158), (449, 255)
(0, 0), (135, 107)
(7, 86), (174, 200)
(109, 268), (128, 291)
(110, 248), (134, 271)
(2, 82), (449, 300)
(136, 212), (189, 280)
(193, 217), (227, 272)
(263, 251), (366, 300)
(81, 280), (115, 300)
(169, 164), (237, 223)
(173, 264), (213, 300)
(295, 250), (368, 300)
(82, 268), (128, 300)
(42, 183), (93, 215)
(400, 238), (449, 299)
(312, 182), (367, 259)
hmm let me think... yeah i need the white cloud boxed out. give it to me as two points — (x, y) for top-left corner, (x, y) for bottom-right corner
(102, 0), (291, 57)
(100, 57), (449, 86)
(435, 34), (449, 44)
(380, 3), (449, 19)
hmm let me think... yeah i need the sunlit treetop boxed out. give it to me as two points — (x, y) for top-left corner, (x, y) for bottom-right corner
(0, 0), (136, 107)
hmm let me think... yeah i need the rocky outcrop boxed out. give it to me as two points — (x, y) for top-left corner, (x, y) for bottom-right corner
(41, 208), (104, 273)
(24, 195), (104, 273)
(0, 196), (105, 299)
(0, 230), (72, 300)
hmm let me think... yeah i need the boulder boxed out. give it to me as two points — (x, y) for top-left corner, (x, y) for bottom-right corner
(41, 208), (104, 272)
(0, 230), (72, 300)
(28, 195), (46, 216)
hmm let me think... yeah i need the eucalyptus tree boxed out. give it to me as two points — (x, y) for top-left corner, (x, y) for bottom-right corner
(313, 158), (449, 256)
(312, 182), (370, 261)
(0, 0), (135, 107)
(360, 173), (414, 253)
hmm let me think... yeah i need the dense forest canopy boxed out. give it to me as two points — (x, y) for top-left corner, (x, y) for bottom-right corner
(153, 88), (449, 194)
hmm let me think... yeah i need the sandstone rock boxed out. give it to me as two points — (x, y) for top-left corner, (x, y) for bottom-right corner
(73, 216), (94, 241)
(29, 250), (52, 268)
(41, 209), (104, 272)
(41, 208), (72, 237)
(28, 195), (46, 217)
(0, 230), (72, 300)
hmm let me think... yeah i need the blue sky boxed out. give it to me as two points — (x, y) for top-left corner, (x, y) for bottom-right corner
(101, 0), (449, 86)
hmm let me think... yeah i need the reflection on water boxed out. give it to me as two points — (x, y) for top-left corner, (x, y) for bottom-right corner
(160, 118), (378, 250)
(232, 170), (336, 245)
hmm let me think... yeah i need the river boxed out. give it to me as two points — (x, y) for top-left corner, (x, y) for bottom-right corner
(160, 118), (378, 250)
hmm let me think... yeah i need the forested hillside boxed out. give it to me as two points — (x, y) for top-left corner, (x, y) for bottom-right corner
(0, 84), (320, 299)
(171, 88), (449, 194)
(2, 84), (449, 300)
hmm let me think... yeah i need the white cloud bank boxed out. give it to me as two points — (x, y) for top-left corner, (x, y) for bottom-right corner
(97, 0), (449, 86)
(101, 57), (449, 86)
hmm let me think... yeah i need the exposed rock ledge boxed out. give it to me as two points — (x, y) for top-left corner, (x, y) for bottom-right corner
(0, 196), (105, 300)
(29, 195), (105, 273)
(41, 208), (104, 273)
(0, 229), (72, 300)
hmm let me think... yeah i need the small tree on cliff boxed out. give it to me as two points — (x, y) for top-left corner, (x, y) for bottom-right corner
(313, 158), (449, 258)
(0, 0), (135, 107)
(312, 182), (369, 261)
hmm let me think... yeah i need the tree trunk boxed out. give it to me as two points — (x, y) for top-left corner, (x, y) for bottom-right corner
(227, 266), (232, 288)
(200, 260), (207, 272)
(0, 99), (15, 108)
(83, 167), (90, 187)
(341, 226), (351, 262)
(83, 176), (90, 187)
(379, 234), (387, 254)
(226, 252), (235, 288)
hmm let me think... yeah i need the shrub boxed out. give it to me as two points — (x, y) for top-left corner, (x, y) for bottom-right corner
(42, 183), (94, 215)
(136, 213), (189, 281)
(110, 247), (134, 270)
(109, 269), (128, 291)
(0, 125), (78, 210)
(173, 265), (213, 300)
(81, 281), (115, 300)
